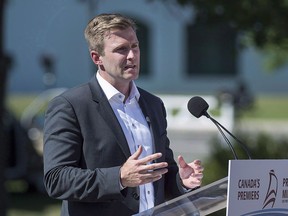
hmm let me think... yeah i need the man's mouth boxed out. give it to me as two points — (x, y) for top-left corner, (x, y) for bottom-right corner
(124, 65), (136, 70)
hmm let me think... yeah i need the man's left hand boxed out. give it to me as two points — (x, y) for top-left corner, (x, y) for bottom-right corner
(178, 155), (204, 189)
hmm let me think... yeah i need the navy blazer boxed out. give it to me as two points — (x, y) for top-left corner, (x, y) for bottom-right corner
(43, 76), (184, 216)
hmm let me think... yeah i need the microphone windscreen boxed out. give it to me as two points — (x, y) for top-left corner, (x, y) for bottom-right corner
(187, 96), (209, 118)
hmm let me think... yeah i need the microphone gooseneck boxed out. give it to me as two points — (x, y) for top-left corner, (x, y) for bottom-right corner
(208, 114), (252, 160)
(206, 112), (239, 160)
(187, 96), (252, 160)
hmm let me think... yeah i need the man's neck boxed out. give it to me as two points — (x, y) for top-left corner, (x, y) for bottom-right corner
(98, 70), (131, 101)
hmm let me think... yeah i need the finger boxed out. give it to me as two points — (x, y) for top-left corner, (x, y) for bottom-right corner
(138, 152), (163, 165)
(190, 179), (202, 187)
(195, 166), (204, 173)
(189, 174), (203, 182)
(139, 174), (163, 185)
(140, 169), (168, 180)
(193, 163), (204, 172)
(191, 172), (204, 179)
(129, 145), (143, 160)
(193, 159), (202, 165)
(182, 178), (202, 189)
(188, 160), (203, 170)
(150, 168), (168, 176)
(178, 155), (187, 168)
(142, 162), (168, 173)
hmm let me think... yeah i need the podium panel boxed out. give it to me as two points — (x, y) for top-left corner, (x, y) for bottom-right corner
(134, 177), (228, 216)
(227, 159), (288, 215)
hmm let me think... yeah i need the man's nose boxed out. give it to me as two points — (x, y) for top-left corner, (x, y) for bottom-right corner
(127, 49), (135, 60)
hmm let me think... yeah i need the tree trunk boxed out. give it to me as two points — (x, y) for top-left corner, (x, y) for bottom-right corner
(0, 0), (8, 215)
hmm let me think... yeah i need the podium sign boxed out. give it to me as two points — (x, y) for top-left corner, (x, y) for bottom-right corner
(227, 159), (288, 215)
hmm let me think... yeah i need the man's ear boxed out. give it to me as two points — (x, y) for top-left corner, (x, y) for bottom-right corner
(91, 50), (102, 65)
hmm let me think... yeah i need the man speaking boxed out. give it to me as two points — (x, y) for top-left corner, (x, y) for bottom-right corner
(43, 13), (203, 216)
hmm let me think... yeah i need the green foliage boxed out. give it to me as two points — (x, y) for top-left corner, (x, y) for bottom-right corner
(203, 132), (288, 215)
(157, 0), (288, 70)
(262, 45), (288, 71)
(6, 94), (37, 119)
(204, 132), (288, 183)
(240, 96), (288, 120)
(175, 0), (288, 46)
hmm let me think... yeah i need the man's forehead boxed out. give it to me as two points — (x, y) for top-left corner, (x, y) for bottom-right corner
(104, 27), (136, 39)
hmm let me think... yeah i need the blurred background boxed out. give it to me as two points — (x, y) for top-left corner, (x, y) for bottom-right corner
(0, 0), (288, 215)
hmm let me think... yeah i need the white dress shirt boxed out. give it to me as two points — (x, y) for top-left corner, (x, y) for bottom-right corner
(96, 72), (155, 212)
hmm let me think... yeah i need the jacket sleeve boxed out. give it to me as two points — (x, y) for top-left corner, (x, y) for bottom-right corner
(43, 95), (124, 202)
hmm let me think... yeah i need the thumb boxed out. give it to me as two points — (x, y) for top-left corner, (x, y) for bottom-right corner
(130, 145), (143, 160)
(178, 155), (187, 168)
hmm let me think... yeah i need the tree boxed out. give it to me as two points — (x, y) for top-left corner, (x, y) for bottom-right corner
(158, 0), (288, 70)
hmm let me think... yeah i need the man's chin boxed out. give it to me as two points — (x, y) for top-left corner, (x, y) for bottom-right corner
(127, 74), (139, 81)
(124, 70), (139, 79)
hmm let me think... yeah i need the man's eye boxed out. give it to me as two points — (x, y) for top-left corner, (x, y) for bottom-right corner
(132, 44), (139, 49)
(117, 47), (127, 51)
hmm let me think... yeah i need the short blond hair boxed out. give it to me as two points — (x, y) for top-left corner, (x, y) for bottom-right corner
(84, 13), (137, 56)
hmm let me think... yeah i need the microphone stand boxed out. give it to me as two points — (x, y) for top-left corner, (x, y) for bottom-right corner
(204, 112), (252, 160)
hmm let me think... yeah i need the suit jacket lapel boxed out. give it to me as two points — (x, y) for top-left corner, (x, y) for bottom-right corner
(88, 77), (131, 158)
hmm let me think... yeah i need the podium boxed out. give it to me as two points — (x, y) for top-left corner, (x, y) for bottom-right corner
(134, 177), (228, 216)
(135, 159), (288, 216)
(227, 159), (288, 215)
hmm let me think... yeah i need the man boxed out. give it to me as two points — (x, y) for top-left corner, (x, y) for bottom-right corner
(43, 13), (203, 216)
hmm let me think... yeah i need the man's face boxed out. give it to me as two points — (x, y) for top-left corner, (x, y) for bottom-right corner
(97, 27), (140, 87)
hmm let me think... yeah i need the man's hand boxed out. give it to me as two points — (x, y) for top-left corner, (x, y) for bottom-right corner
(178, 155), (204, 189)
(120, 146), (168, 187)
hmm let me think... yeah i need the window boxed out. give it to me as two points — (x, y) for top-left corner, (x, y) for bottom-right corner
(186, 22), (237, 77)
(135, 18), (150, 77)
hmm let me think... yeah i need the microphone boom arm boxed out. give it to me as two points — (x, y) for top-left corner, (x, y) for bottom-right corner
(205, 112), (252, 160)
(210, 117), (239, 160)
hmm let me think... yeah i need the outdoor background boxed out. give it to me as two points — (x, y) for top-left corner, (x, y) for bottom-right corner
(1, 0), (288, 215)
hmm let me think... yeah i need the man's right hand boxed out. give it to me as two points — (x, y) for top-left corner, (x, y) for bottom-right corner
(120, 145), (168, 188)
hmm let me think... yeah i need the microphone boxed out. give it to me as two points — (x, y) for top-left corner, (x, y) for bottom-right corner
(187, 96), (252, 160)
(146, 116), (151, 128)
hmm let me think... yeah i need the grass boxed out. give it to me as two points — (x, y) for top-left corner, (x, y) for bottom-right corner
(240, 95), (288, 120)
(6, 94), (38, 119)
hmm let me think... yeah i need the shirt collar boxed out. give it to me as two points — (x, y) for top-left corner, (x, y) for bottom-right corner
(96, 72), (140, 102)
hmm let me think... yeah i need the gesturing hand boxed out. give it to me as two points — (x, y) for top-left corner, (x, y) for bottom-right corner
(120, 146), (168, 188)
(178, 155), (204, 189)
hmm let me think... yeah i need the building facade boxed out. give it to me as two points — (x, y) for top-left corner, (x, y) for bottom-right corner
(5, 0), (288, 95)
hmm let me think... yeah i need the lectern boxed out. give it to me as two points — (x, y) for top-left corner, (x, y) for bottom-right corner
(135, 159), (288, 216)
(227, 159), (288, 215)
(134, 177), (228, 216)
